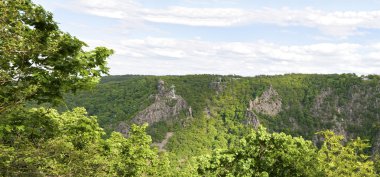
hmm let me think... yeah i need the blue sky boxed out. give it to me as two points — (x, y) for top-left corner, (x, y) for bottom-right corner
(33, 0), (380, 75)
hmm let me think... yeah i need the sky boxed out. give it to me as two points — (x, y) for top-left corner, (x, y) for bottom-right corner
(33, 0), (380, 76)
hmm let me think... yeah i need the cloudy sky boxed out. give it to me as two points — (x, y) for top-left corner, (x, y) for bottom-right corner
(33, 0), (380, 76)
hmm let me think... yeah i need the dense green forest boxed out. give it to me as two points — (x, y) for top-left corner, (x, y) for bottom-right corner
(1, 0), (380, 176)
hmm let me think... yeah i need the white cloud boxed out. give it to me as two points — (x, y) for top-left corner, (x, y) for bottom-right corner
(90, 37), (380, 76)
(27, 0), (380, 76)
(141, 7), (248, 27)
(69, 0), (380, 37)
(75, 0), (140, 19)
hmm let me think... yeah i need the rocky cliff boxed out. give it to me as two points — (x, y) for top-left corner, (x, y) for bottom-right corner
(116, 80), (189, 136)
(243, 86), (282, 129)
(133, 80), (188, 124)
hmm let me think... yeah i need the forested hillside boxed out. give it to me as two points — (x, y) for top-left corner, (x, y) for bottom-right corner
(59, 74), (380, 167)
(61, 74), (380, 149)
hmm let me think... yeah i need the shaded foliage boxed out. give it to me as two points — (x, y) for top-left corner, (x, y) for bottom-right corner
(0, 108), (170, 176)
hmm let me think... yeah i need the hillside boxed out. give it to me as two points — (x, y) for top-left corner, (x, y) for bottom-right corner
(60, 74), (380, 158)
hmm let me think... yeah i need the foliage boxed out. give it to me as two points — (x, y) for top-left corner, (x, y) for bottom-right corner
(0, 107), (108, 176)
(0, 0), (113, 113)
(59, 75), (218, 135)
(317, 130), (376, 177)
(197, 126), (321, 177)
(106, 124), (169, 176)
(374, 154), (380, 175)
(0, 107), (170, 176)
(0, 1), (173, 176)
(197, 128), (377, 177)
(61, 76), (158, 128)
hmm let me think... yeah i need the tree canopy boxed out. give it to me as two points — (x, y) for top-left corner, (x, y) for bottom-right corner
(197, 127), (376, 177)
(0, 108), (170, 176)
(197, 126), (321, 177)
(0, 0), (113, 113)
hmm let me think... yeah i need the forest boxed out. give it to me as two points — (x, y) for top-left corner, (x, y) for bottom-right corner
(1, 0), (380, 176)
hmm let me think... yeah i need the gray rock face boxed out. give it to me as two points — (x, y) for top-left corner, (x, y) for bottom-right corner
(244, 110), (260, 129)
(249, 86), (282, 116)
(242, 86), (281, 129)
(117, 80), (188, 136)
(132, 95), (188, 125)
(188, 106), (193, 118)
(133, 80), (187, 125)
(311, 86), (380, 153)
(312, 88), (365, 138)
(157, 80), (165, 95)
(116, 121), (129, 136)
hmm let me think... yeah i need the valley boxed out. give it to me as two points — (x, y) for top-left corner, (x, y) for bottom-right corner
(61, 74), (380, 157)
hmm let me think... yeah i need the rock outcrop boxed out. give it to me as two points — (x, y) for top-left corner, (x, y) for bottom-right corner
(311, 86), (380, 152)
(243, 86), (282, 129)
(132, 96), (187, 125)
(132, 80), (188, 125)
(244, 110), (260, 129)
(249, 86), (282, 116)
(117, 80), (189, 136)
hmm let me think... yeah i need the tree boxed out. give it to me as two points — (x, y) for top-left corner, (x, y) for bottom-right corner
(0, 108), (171, 176)
(374, 154), (380, 175)
(0, 1), (176, 176)
(0, 0), (113, 113)
(317, 130), (376, 177)
(0, 108), (110, 176)
(197, 126), (321, 177)
(106, 124), (171, 177)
